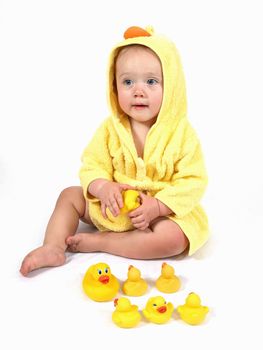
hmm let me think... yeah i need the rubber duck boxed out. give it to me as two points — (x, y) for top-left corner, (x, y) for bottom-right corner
(155, 262), (181, 293)
(122, 265), (148, 296)
(82, 262), (120, 302)
(142, 296), (174, 324)
(120, 190), (140, 214)
(177, 292), (209, 325)
(112, 297), (141, 328)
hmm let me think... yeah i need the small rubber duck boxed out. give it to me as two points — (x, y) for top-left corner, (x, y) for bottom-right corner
(177, 292), (209, 325)
(112, 297), (141, 328)
(142, 296), (174, 324)
(82, 262), (120, 302)
(122, 265), (148, 296)
(155, 262), (181, 293)
(120, 190), (140, 214)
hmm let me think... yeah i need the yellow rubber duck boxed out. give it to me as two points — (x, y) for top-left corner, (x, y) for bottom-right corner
(120, 190), (140, 214)
(82, 262), (120, 302)
(155, 262), (181, 293)
(122, 265), (148, 296)
(177, 292), (209, 325)
(142, 296), (174, 324)
(112, 297), (141, 328)
(105, 190), (140, 222)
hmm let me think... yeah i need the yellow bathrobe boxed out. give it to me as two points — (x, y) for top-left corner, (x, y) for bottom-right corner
(79, 27), (209, 255)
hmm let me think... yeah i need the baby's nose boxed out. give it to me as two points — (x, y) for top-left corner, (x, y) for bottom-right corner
(134, 91), (144, 97)
(133, 85), (145, 97)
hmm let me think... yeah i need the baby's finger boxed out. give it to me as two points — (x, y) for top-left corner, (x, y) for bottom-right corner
(101, 203), (108, 219)
(131, 215), (144, 224)
(138, 192), (146, 203)
(120, 183), (136, 191)
(115, 193), (123, 209)
(109, 198), (120, 216)
(134, 222), (148, 230)
(128, 207), (141, 218)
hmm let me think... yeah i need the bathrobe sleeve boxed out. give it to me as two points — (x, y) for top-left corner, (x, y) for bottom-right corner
(79, 120), (113, 201)
(155, 132), (208, 219)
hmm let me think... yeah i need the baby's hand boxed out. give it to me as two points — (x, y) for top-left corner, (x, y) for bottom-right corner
(128, 192), (160, 230)
(97, 182), (135, 218)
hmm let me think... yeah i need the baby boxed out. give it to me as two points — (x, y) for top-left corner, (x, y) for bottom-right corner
(20, 26), (209, 276)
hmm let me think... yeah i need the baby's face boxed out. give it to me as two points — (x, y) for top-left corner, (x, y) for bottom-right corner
(115, 45), (163, 126)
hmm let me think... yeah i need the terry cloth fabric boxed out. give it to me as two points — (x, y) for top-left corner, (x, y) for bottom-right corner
(79, 26), (209, 255)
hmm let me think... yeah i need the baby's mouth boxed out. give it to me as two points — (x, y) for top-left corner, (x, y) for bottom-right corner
(132, 104), (148, 109)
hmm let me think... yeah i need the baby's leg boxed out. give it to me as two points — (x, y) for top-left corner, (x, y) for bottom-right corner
(66, 217), (188, 259)
(20, 186), (92, 276)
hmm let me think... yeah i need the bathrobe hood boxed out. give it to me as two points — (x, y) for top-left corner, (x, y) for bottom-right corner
(108, 28), (187, 137)
(106, 26), (187, 159)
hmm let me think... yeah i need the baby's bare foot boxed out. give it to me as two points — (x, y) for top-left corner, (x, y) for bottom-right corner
(20, 244), (66, 276)
(66, 233), (98, 253)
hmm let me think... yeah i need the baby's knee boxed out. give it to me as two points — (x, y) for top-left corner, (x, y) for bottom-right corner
(159, 220), (189, 256)
(171, 234), (188, 256)
(169, 226), (189, 256)
(59, 186), (82, 200)
(58, 186), (86, 215)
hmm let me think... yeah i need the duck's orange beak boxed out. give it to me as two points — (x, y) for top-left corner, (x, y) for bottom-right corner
(114, 298), (118, 307)
(157, 306), (167, 313)
(99, 275), (109, 284)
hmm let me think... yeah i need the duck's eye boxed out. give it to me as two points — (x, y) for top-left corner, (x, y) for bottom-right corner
(105, 268), (109, 273)
(153, 303), (157, 307)
(98, 269), (102, 274)
(164, 301), (167, 304)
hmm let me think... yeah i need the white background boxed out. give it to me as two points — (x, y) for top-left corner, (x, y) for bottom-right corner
(1, 1), (262, 349)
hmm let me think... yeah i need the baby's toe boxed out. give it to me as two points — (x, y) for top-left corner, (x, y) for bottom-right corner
(66, 238), (79, 252)
(67, 244), (77, 252)
(20, 256), (33, 276)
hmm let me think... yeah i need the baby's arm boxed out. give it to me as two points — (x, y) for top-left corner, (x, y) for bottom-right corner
(79, 120), (113, 201)
(153, 127), (208, 219)
(157, 200), (173, 216)
(88, 179), (109, 198)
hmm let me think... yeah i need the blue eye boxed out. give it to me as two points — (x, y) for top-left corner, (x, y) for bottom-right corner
(98, 269), (102, 274)
(123, 79), (133, 86)
(147, 78), (158, 85)
(105, 268), (109, 273)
